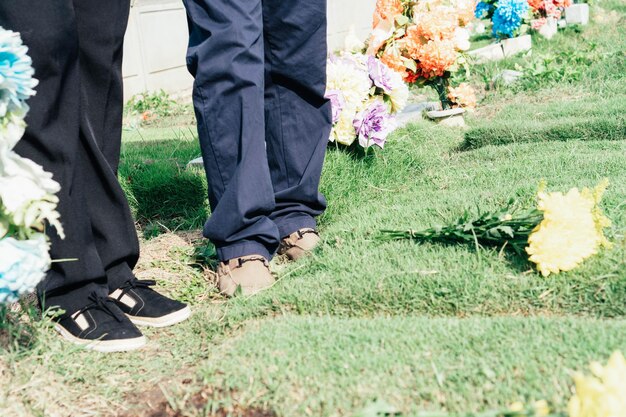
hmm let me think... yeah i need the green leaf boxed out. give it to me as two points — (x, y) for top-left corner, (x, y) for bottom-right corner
(395, 15), (410, 26)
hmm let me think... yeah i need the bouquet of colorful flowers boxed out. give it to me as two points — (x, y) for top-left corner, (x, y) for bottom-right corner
(326, 48), (409, 149)
(475, 0), (531, 39)
(379, 180), (612, 277)
(528, 0), (571, 37)
(368, 0), (477, 110)
(0, 27), (64, 304)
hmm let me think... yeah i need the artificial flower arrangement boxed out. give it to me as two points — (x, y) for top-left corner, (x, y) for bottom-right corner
(380, 180), (612, 277)
(0, 27), (64, 304)
(474, 0), (531, 39)
(326, 35), (409, 150)
(528, 0), (572, 38)
(368, 0), (477, 111)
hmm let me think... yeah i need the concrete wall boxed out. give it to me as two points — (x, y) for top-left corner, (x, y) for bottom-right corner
(122, 0), (376, 100)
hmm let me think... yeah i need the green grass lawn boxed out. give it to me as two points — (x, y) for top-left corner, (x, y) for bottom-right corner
(1, 3), (625, 417)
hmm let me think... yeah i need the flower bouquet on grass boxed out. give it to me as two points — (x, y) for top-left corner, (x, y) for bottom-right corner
(368, 0), (477, 121)
(380, 180), (612, 276)
(0, 27), (64, 306)
(529, 0), (572, 39)
(475, 0), (531, 40)
(326, 46), (409, 150)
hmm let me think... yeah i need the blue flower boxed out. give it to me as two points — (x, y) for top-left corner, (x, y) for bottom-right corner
(0, 27), (38, 120)
(474, 2), (493, 19)
(0, 235), (50, 304)
(492, 0), (530, 39)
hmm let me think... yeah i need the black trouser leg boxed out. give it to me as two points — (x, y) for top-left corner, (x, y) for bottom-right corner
(73, 0), (139, 291)
(0, 0), (138, 313)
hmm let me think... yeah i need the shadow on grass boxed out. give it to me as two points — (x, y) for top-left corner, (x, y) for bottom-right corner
(326, 141), (381, 162)
(119, 139), (208, 237)
(0, 303), (45, 354)
(459, 116), (626, 151)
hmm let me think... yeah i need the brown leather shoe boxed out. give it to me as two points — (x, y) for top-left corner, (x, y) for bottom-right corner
(277, 228), (321, 261)
(217, 255), (275, 297)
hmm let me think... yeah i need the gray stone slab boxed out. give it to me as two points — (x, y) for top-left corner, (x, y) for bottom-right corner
(187, 156), (204, 167)
(396, 101), (440, 127)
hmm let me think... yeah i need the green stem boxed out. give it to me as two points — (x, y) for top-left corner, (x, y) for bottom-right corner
(432, 77), (453, 110)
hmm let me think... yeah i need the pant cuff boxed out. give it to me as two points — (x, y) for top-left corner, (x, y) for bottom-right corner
(106, 262), (136, 293)
(216, 241), (272, 262)
(274, 215), (317, 239)
(39, 280), (108, 317)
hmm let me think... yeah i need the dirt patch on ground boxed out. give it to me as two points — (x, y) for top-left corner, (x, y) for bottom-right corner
(134, 230), (218, 300)
(120, 384), (277, 417)
(135, 230), (204, 271)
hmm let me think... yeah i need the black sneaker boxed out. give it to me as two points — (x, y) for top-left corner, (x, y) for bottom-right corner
(110, 279), (191, 328)
(55, 293), (146, 353)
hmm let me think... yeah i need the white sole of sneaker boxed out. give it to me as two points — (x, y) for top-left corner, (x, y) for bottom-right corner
(127, 305), (191, 328)
(54, 324), (147, 353)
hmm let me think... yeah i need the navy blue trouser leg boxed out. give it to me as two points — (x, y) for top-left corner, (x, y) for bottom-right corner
(263, 1), (332, 238)
(184, 0), (331, 261)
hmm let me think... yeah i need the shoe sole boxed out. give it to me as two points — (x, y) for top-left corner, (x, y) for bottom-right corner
(54, 324), (147, 353)
(127, 305), (191, 328)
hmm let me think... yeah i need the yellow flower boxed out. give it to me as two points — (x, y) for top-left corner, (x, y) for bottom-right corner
(582, 178), (613, 249)
(532, 400), (550, 417)
(448, 82), (477, 109)
(526, 186), (601, 276)
(568, 351), (626, 417)
(331, 107), (358, 146)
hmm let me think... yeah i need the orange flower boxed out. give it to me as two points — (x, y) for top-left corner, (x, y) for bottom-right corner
(448, 83), (477, 109)
(414, 9), (458, 40)
(373, 0), (404, 27)
(416, 39), (457, 78)
(380, 47), (407, 74)
(403, 25), (426, 59)
(528, 0), (545, 11)
(404, 71), (421, 83)
(141, 110), (154, 122)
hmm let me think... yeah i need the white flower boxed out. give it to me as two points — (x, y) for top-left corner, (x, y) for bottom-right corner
(454, 28), (471, 51)
(344, 25), (365, 53)
(0, 115), (26, 151)
(0, 148), (64, 238)
(0, 234), (50, 304)
(326, 56), (372, 147)
(474, 22), (486, 34)
(327, 57), (371, 108)
(331, 104), (358, 146)
(387, 70), (409, 113)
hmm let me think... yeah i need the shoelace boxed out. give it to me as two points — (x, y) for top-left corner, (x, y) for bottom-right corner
(117, 278), (156, 297)
(81, 292), (127, 323)
(281, 229), (319, 250)
(236, 256), (268, 268)
(296, 229), (319, 240)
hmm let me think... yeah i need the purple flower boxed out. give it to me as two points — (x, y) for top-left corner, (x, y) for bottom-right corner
(353, 100), (396, 149)
(325, 89), (345, 124)
(367, 55), (394, 93)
